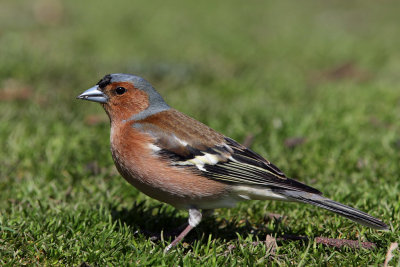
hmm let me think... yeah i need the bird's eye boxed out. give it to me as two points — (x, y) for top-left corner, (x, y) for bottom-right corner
(115, 87), (127, 95)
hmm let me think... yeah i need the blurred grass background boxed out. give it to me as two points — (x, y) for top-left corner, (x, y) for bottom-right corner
(1, 0), (400, 265)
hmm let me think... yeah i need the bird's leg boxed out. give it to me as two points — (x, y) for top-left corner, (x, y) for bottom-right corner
(164, 208), (202, 252)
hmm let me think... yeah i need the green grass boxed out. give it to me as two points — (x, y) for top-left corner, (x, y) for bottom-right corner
(1, 0), (400, 265)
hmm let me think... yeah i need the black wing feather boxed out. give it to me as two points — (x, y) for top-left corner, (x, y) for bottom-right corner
(158, 135), (321, 195)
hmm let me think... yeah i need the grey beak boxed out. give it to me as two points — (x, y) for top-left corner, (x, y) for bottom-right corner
(77, 86), (108, 103)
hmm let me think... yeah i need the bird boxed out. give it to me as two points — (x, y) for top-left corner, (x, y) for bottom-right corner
(77, 73), (388, 252)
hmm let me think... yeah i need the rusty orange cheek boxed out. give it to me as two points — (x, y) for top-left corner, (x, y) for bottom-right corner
(125, 89), (149, 112)
(108, 88), (149, 121)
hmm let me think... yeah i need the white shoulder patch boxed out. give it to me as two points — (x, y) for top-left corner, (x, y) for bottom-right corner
(174, 151), (223, 172)
(148, 143), (161, 153)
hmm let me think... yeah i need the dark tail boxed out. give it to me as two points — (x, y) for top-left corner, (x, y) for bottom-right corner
(279, 190), (389, 230)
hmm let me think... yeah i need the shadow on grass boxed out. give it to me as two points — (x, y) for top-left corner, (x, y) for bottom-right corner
(109, 201), (307, 247)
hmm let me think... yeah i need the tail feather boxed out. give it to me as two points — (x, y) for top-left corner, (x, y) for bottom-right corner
(278, 190), (388, 230)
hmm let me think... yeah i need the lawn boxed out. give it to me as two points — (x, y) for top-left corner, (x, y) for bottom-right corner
(1, 0), (399, 265)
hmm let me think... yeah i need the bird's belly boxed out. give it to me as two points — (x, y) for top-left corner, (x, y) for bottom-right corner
(116, 167), (237, 210)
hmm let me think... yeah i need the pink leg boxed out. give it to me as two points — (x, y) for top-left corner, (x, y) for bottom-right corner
(164, 223), (194, 252)
(164, 208), (202, 252)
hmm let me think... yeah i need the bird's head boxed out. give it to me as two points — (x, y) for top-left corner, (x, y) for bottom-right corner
(77, 73), (170, 122)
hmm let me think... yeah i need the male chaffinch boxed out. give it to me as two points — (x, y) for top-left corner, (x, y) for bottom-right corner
(77, 73), (388, 251)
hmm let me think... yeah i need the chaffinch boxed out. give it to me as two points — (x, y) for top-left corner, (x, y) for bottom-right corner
(77, 73), (388, 251)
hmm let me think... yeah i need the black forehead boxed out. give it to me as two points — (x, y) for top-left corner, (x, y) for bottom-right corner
(97, 74), (112, 89)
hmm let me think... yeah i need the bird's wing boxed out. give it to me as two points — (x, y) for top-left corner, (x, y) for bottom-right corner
(134, 109), (321, 195)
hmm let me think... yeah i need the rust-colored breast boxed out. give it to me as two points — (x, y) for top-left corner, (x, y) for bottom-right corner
(110, 121), (230, 209)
